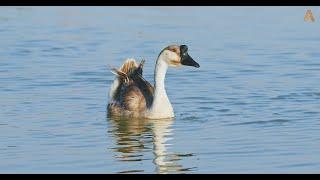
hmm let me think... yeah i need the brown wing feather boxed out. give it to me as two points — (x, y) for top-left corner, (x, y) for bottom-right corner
(121, 83), (147, 112)
(133, 75), (154, 107)
(126, 59), (154, 109)
(108, 59), (154, 117)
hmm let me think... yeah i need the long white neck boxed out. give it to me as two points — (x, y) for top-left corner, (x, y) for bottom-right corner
(147, 55), (174, 119)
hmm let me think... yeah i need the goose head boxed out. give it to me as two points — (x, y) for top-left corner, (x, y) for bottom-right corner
(158, 45), (200, 68)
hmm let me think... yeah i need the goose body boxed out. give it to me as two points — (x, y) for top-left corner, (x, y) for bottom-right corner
(107, 45), (199, 119)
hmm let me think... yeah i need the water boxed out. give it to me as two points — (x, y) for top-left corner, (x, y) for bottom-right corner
(0, 7), (320, 173)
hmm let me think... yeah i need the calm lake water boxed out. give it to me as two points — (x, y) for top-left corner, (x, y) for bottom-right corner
(1, 7), (320, 173)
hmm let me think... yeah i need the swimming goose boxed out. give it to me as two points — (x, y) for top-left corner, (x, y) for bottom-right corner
(107, 45), (200, 119)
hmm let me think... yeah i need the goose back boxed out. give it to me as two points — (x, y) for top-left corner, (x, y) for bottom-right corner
(108, 59), (154, 117)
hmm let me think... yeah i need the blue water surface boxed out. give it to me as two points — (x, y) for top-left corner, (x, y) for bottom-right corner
(0, 7), (320, 173)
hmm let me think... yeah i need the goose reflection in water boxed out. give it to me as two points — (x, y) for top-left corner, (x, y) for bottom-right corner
(107, 116), (196, 174)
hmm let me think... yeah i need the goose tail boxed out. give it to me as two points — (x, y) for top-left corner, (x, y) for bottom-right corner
(108, 58), (145, 102)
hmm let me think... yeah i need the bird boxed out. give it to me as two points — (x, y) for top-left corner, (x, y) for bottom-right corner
(107, 44), (200, 119)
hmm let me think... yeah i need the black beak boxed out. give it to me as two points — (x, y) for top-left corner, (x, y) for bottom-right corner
(180, 45), (200, 68)
(181, 53), (200, 68)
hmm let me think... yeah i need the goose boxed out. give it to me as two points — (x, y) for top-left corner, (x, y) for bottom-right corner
(107, 44), (200, 119)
